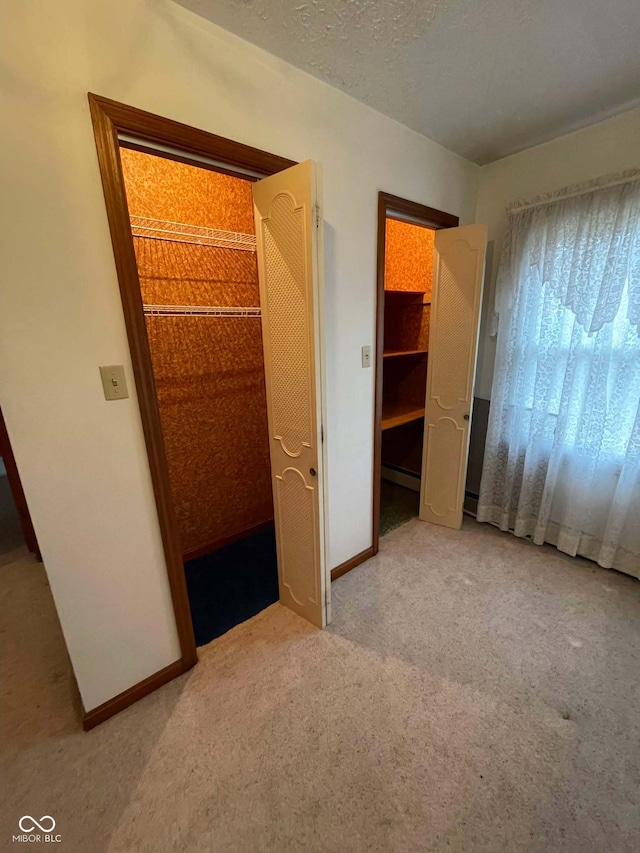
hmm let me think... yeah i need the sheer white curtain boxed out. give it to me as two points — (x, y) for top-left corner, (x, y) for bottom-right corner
(477, 174), (640, 578)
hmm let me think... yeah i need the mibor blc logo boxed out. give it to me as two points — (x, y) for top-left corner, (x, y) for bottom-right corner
(13, 816), (62, 844)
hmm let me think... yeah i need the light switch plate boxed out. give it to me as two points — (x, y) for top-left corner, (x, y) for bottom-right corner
(361, 346), (372, 368)
(99, 365), (129, 401)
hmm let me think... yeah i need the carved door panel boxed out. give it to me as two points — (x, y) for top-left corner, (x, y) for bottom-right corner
(253, 161), (328, 627)
(419, 225), (487, 529)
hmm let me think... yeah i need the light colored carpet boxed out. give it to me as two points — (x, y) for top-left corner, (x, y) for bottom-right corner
(2, 519), (640, 852)
(379, 479), (419, 537)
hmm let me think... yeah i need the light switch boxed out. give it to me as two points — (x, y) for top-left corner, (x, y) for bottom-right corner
(361, 346), (372, 368)
(99, 365), (129, 401)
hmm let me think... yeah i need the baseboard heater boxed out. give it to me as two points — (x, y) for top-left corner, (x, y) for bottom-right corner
(381, 464), (421, 493)
(464, 491), (479, 517)
(382, 466), (481, 518)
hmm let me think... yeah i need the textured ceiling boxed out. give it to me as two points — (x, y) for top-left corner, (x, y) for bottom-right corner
(174, 0), (640, 164)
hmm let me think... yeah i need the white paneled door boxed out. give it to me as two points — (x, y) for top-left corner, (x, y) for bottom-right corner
(419, 225), (487, 529)
(253, 161), (329, 628)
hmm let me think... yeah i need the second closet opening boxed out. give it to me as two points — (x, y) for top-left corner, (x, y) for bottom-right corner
(379, 216), (435, 536)
(373, 192), (459, 547)
(120, 146), (278, 647)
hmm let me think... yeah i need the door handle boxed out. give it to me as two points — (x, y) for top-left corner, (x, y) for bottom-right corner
(309, 467), (317, 477)
(463, 414), (470, 421)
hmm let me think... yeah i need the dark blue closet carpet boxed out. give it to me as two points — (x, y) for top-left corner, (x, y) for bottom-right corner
(184, 526), (279, 647)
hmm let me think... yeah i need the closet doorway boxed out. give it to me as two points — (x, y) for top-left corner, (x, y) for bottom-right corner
(89, 96), (329, 692)
(120, 147), (278, 645)
(373, 193), (486, 550)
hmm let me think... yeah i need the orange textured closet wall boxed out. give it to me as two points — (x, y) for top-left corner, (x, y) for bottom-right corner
(383, 219), (433, 353)
(120, 148), (273, 558)
(384, 218), (434, 296)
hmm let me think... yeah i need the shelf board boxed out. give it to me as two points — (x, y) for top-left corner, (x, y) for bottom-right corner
(385, 289), (431, 302)
(381, 401), (425, 431)
(383, 349), (428, 359)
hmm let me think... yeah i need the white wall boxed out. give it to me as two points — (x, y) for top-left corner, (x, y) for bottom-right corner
(475, 107), (640, 400)
(0, 0), (478, 711)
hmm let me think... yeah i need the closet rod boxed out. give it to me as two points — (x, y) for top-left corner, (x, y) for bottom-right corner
(130, 215), (257, 252)
(143, 304), (261, 318)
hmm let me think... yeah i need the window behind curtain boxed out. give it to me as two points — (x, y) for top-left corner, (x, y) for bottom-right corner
(477, 175), (640, 577)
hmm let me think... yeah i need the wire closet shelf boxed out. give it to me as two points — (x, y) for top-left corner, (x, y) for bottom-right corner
(130, 215), (257, 252)
(133, 215), (261, 317)
(143, 304), (261, 318)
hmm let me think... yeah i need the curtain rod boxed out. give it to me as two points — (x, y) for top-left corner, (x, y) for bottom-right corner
(509, 169), (640, 214)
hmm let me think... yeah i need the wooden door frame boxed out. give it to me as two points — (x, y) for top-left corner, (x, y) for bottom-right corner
(372, 192), (458, 555)
(86, 94), (296, 729)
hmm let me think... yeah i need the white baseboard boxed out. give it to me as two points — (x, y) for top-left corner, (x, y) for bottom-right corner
(381, 466), (421, 493)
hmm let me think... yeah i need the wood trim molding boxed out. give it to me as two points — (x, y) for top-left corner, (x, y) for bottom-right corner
(83, 659), (187, 731)
(330, 546), (374, 582)
(372, 192), (459, 555)
(182, 520), (275, 563)
(89, 94), (296, 176)
(380, 192), (459, 230)
(87, 93), (296, 726)
(372, 194), (387, 558)
(88, 93), (198, 676)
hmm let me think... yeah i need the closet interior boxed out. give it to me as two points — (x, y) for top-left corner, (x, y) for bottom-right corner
(120, 147), (278, 646)
(379, 216), (435, 536)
